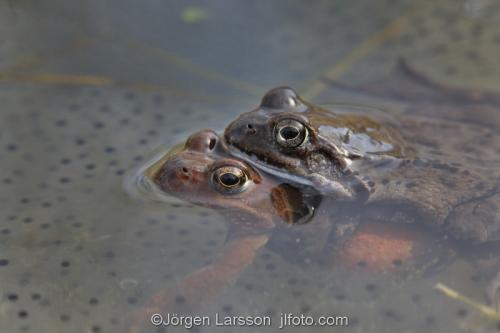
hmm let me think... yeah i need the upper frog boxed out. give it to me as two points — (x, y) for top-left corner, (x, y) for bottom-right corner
(224, 86), (500, 245)
(224, 87), (413, 200)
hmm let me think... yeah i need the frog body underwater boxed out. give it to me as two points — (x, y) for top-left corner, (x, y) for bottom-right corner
(127, 129), (446, 332)
(224, 85), (500, 245)
(223, 69), (500, 304)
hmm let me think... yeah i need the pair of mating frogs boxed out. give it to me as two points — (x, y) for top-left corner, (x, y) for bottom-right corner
(128, 60), (500, 331)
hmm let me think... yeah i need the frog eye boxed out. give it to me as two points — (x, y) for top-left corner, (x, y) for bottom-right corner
(211, 166), (249, 194)
(275, 119), (307, 148)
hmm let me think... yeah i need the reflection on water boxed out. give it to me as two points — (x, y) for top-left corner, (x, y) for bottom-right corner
(1, 1), (500, 333)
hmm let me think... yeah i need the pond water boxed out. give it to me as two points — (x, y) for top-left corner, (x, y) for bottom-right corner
(1, 1), (500, 332)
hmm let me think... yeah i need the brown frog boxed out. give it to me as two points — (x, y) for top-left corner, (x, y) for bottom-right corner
(127, 129), (446, 332)
(224, 74), (500, 304)
(126, 129), (322, 332)
(225, 87), (416, 200)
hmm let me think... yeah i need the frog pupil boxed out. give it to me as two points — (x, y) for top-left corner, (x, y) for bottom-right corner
(219, 172), (240, 187)
(280, 126), (299, 140)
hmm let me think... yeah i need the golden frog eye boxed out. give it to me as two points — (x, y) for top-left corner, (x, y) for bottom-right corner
(275, 119), (307, 148)
(211, 166), (249, 194)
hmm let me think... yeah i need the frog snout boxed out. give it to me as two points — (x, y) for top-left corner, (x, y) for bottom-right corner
(224, 122), (253, 147)
(155, 159), (204, 194)
(171, 165), (205, 185)
(245, 123), (257, 135)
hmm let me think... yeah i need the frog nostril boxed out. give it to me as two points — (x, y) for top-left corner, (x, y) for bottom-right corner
(208, 138), (216, 150)
(246, 124), (256, 134)
(181, 167), (189, 174)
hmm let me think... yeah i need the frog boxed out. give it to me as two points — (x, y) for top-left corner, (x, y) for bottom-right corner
(223, 69), (500, 305)
(126, 128), (323, 332)
(126, 129), (448, 333)
(224, 86), (414, 200)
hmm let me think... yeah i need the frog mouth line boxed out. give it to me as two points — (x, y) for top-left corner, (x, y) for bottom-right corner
(225, 144), (360, 200)
(225, 144), (315, 186)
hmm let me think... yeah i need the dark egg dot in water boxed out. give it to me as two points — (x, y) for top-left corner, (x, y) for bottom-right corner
(365, 283), (377, 292)
(265, 263), (275, 271)
(357, 260), (367, 267)
(59, 177), (70, 184)
(132, 106), (142, 115)
(383, 309), (399, 320)
(124, 91), (135, 100)
(0, 259), (10, 266)
(146, 218), (159, 225)
(119, 118), (130, 126)
(103, 251), (115, 259)
(104, 147), (115, 154)
(177, 228), (189, 236)
(456, 308), (467, 318)
(301, 304), (311, 313)
(392, 259), (403, 266)
(54, 119), (67, 127)
(7, 293), (18, 301)
(18, 310), (28, 318)
(6, 144), (17, 152)
(75, 138), (86, 146)
(153, 95), (164, 105)
(60, 314), (70, 322)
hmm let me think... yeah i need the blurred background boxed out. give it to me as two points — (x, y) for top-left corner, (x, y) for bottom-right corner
(1, 0), (500, 332)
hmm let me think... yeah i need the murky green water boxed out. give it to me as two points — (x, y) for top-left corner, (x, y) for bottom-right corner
(1, 1), (500, 332)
